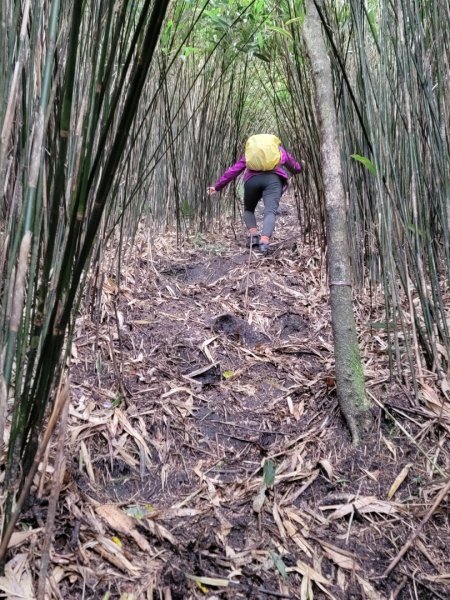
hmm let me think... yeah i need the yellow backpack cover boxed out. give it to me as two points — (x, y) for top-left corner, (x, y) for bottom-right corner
(245, 134), (282, 171)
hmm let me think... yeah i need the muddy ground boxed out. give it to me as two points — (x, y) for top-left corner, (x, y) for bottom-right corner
(15, 199), (450, 599)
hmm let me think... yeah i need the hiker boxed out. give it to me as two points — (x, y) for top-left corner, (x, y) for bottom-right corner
(207, 134), (302, 252)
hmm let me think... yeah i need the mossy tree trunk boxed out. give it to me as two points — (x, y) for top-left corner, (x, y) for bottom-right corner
(303, 0), (369, 444)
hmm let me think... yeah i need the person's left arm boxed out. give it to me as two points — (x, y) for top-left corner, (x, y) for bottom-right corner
(209, 156), (247, 193)
(282, 149), (303, 174)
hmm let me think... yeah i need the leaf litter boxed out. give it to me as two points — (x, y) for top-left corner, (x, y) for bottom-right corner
(5, 198), (450, 599)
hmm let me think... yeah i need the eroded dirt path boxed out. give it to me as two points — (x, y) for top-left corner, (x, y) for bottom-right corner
(64, 199), (449, 599)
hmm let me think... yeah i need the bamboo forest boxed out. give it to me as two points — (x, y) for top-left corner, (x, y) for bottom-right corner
(0, 0), (449, 598)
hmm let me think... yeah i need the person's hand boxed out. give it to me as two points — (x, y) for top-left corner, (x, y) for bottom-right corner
(207, 187), (217, 196)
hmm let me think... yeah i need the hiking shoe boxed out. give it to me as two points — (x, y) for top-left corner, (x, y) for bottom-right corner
(246, 234), (260, 248)
(259, 236), (270, 252)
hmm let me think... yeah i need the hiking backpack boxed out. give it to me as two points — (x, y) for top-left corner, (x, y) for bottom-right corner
(245, 134), (282, 171)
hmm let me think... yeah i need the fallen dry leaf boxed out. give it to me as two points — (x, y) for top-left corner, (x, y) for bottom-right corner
(356, 575), (386, 600)
(0, 553), (35, 600)
(7, 529), (41, 549)
(93, 536), (141, 574)
(300, 571), (313, 600)
(144, 517), (178, 546)
(284, 520), (314, 557)
(322, 546), (360, 571)
(185, 574), (230, 587)
(321, 496), (397, 520)
(387, 464), (411, 499)
(96, 504), (152, 552)
(318, 459), (334, 480)
(252, 485), (267, 513)
(272, 502), (287, 539)
(289, 559), (329, 585)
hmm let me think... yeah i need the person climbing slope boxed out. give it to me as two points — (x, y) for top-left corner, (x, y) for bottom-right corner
(207, 134), (303, 252)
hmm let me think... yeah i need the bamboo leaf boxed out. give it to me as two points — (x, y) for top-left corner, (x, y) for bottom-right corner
(322, 546), (361, 571)
(284, 15), (305, 27)
(322, 496), (397, 520)
(96, 505), (152, 552)
(185, 574), (230, 587)
(125, 505), (149, 519)
(263, 459), (276, 488)
(387, 464), (411, 499)
(293, 559), (328, 585)
(350, 154), (376, 175)
(269, 550), (288, 579)
(253, 486), (267, 513)
(407, 223), (427, 238)
(0, 554), (34, 600)
(267, 25), (292, 39)
(318, 459), (334, 480)
(254, 52), (271, 63)
(356, 576), (386, 600)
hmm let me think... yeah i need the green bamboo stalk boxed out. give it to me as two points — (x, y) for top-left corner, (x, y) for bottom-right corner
(2, 0), (62, 534)
(19, 0), (172, 482)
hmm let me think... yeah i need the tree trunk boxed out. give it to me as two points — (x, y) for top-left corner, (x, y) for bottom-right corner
(303, 0), (369, 444)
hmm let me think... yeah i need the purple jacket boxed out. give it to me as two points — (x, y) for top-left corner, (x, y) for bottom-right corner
(214, 147), (302, 192)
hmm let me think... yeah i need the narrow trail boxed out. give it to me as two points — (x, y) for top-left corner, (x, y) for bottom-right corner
(61, 198), (449, 599)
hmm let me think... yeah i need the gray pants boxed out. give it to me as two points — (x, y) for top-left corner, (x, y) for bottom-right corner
(243, 173), (283, 238)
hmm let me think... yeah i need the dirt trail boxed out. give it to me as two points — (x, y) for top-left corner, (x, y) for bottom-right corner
(57, 198), (449, 599)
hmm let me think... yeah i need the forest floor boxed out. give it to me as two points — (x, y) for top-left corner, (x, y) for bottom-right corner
(12, 198), (450, 599)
